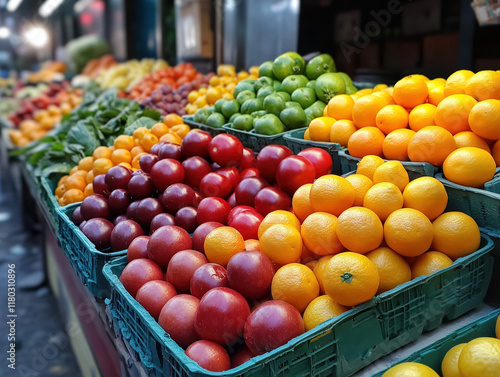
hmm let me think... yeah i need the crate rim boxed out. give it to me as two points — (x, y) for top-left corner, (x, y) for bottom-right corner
(221, 123), (307, 139)
(282, 128), (343, 151)
(435, 172), (500, 200)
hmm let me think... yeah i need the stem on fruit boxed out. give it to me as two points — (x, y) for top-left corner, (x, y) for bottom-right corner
(341, 272), (353, 283)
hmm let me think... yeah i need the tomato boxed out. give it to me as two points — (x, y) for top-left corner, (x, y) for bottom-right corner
(297, 148), (333, 178)
(239, 148), (256, 170)
(216, 166), (240, 189)
(276, 155), (316, 196)
(209, 134), (244, 167)
(256, 145), (293, 183)
(199, 173), (233, 199)
(234, 177), (269, 207)
(239, 168), (260, 180)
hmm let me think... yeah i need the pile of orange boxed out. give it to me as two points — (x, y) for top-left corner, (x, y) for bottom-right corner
(305, 70), (500, 188)
(54, 114), (190, 206)
(185, 65), (259, 115)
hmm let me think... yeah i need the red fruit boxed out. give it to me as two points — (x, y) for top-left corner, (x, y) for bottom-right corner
(127, 173), (155, 200)
(127, 235), (150, 262)
(150, 213), (175, 233)
(239, 148), (256, 170)
(150, 141), (165, 156)
(227, 205), (255, 225)
(105, 165), (132, 192)
(230, 344), (256, 369)
(185, 340), (230, 372)
(72, 207), (84, 226)
(256, 145), (293, 183)
(147, 225), (193, 268)
(297, 147), (333, 178)
(135, 198), (163, 228)
(166, 250), (207, 293)
(194, 287), (250, 347)
(216, 166), (240, 189)
(119, 258), (164, 297)
(238, 167), (260, 180)
(80, 194), (110, 220)
(92, 174), (109, 197)
(139, 154), (159, 173)
(254, 186), (292, 216)
(226, 251), (275, 301)
(209, 134), (243, 167)
(199, 173), (232, 199)
(150, 159), (185, 191)
(174, 206), (198, 233)
(227, 192), (237, 207)
(181, 130), (213, 160)
(110, 219), (144, 251)
(276, 155), (316, 196)
(192, 222), (224, 253)
(182, 156), (212, 190)
(81, 218), (114, 251)
(160, 183), (198, 214)
(190, 263), (228, 299)
(228, 211), (263, 240)
(244, 300), (305, 355)
(135, 280), (177, 320)
(159, 294), (200, 349)
(196, 197), (231, 225)
(108, 189), (132, 215)
(234, 177), (269, 207)
(158, 142), (182, 161)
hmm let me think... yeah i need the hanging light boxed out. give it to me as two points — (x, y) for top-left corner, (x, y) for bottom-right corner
(0, 27), (11, 39)
(6, 0), (23, 12)
(39, 0), (65, 18)
(23, 25), (49, 48)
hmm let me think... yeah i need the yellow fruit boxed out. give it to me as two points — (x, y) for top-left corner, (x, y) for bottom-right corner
(313, 255), (335, 295)
(465, 70), (500, 101)
(458, 337), (500, 377)
(345, 174), (373, 207)
(393, 76), (429, 109)
(468, 99), (500, 140)
(309, 117), (336, 142)
(336, 207), (384, 254)
(443, 147), (496, 188)
(435, 94), (477, 135)
(330, 119), (357, 147)
(356, 155), (385, 180)
(310, 175), (355, 216)
(444, 70), (475, 97)
(292, 184), (315, 223)
(382, 362), (439, 377)
(382, 129), (416, 161)
(376, 104), (409, 135)
(411, 251), (453, 279)
(409, 103), (437, 132)
(303, 295), (348, 331)
(453, 131), (491, 152)
(204, 226), (245, 267)
(402, 177), (448, 221)
(372, 161), (409, 192)
(257, 210), (301, 239)
(326, 94), (354, 120)
(363, 182), (403, 222)
(259, 223), (303, 265)
(407, 126), (457, 167)
(301, 212), (344, 256)
(441, 343), (466, 377)
(366, 247), (411, 294)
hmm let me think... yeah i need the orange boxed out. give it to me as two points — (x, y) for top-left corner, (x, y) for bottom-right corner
(356, 155), (385, 180)
(187, 91), (200, 104)
(454, 131), (491, 152)
(78, 156), (94, 171)
(308, 117), (336, 142)
(409, 103), (437, 132)
(159, 132), (182, 145)
(435, 94), (477, 135)
(301, 212), (344, 256)
(92, 158), (114, 176)
(363, 182), (404, 222)
(444, 70), (475, 97)
(393, 75), (428, 109)
(441, 343), (466, 377)
(301, 243), (318, 264)
(402, 177), (448, 221)
(336, 207), (383, 254)
(323, 252), (380, 307)
(373, 83), (389, 91)
(384, 208), (434, 257)
(431, 212), (481, 260)
(493, 139), (500, 166)
(428, 85), (445, 106)
(257, 210), (301, 239)
(113, 135), (135, 150)
(271, 263), (319, 313)
(205, 87), (222, 105)
(303, 295), (348, 331)
(92, 146), (112, 160)
(407, 126), (457, 167)
(204, 226), (246, 267)
(111, 149), (132, 165)
(292, 184), (315, 223)
(382, 362), (439, 377)
(57, 175), (68, 187)
(411, 251), (453, 279)
(468, 99), (500, 140)
(151, 122), (169, 138)
(329, 120), (357, 147)
(309, 175), (355, 216)
(64, 174), (87, 191)
(62, 188), (84, 205)
(83, 183), (94, 197)
(86, 170), (94, 184)
(382, 129), (416, 161)
(259, 223), (303, 265)
(345, 174), (373, 206)
(365, 246), (411, 294)
(170, 124), (191, 139)
(458, 337), (500, 377)
(443, 147), (496, 188)
(375, 104), (409, 135)
(131, 152), (148, 169)
(69, 166), (79, 175)
(55, 185), (65, 198)
(304, 128), (311, 140)
(326, 94), (354, 120)
(305, 259), (318, 271)
(352, 94), (392, 128)
(71, 170), (88, 180)
(140, 133), (159, 152)
(244, 239), (260, 252)
(464, 70), (500, 101)
(348, 127), (386, 158)
(313, 255), (335, 294)
(130, 145), (145, 158)
(163, 113), (184, 127)
(132, 127), (149, 142)
(372, 161), (409, 192)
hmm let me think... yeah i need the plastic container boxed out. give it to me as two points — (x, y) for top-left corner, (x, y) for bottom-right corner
(338, 149), (438, 179)
(222, 124), (306, 152)
(39, 175), (64, 233)
(283, 128), (343, 174)
(182, 115), (227, 137)
(57, 203), (126, 298)
(373, 308), (500, 377)
(102, 234), (494, 377)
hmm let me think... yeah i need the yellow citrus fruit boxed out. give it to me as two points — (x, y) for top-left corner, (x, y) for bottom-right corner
(326, 94), (354, 120)
(113, 135), (135, 150)
(257, 210), (301, 239)
(92, 158), (113, 176)
(151, 122), (170, 138)
(393, 75), (429, 109)
(403, 177), (448, 221)
(204, 226), (246, 267)
(458, 337), (500, 377)
(411, 251), (453, 279)
(384, 208), (434, 257)
(64, 174), (87, 191)
(163, 113), (185, 128)
(83, 183), (94, 198)
(352, 93), (392, 128)
(303, 295), (348, 331)
(271, 263), (319, 313)
(313, 255), (335, 295)
(310, 175), (355, 216)
(465, 70), (500, 101)
(62, 188), (84, 205)
(309, 117), (336, 142)
(431, 212), (481, 260)
(111, 149), (132, 165)
(372, 161), (409, 192)
(86, 170), (94, 184)
(292, 183), (315, 223)
(330, 119), (357, 147)
(78, 156), (94, 171)
(454, 131), (491, 153)
(259, 223), (303, 265)
(356, 155), (385, 180)
(376, 104), (409, 135)
(345, 174), (373, 206)
(409, 103), (437, 132)
(382, 129), (416, 161)
(140, 133), (159, 152)
(445, 70), (475, 97)
(382, 362), (439, 377)
(496, 314), (500, 339)
(428, 86), (445, 106)
(365, 246), (411, 294)
(441, 343), (466, 377)
(348, 126), (386, 158)
(92, 146), (112, 160)
(336, 207), (383, 254)
(301, 212), (344, 256)
(435, 94), (477, 135)
(443, 147), (496, 188)
(468, 99), (500, 140)
(323, 252), (380, 307)
(363, 182), (404, 222)
(407, 126), (457, 167)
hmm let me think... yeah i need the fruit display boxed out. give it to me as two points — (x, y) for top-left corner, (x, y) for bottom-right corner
(26, 61), (67, 83)
(191, 52), (357, 135)
(81, 54), (118, 79)
(185, 64), (259, 115)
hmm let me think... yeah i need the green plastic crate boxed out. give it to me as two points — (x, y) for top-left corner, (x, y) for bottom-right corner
(102, 234), (493, 377)
(338, 149), (438, 179)
(39, 175), (65, 234)
(283, 129), (343, 174)
(183, 115), (227, 137)
(57, 203), (126, 298)
(374, 308), (500, 377)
